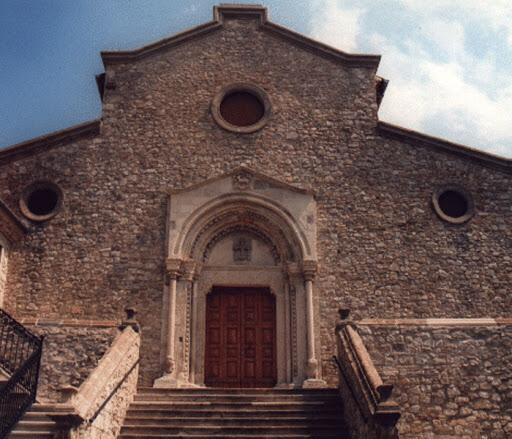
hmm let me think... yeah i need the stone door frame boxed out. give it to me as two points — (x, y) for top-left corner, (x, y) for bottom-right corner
(154, 168), (325, 389)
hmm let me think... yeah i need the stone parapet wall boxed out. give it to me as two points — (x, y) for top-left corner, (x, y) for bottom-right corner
(359, 322), (512, 438)
(335, 318), (399, 439)
(67, 326), (140, 439)
(29, 323), (118, 401)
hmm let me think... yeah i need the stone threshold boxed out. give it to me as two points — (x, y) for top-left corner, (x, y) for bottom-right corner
(19, 318), (119, 328)
(358, 318), (512, 327)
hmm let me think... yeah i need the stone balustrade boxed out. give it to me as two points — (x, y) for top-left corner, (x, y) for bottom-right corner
(50, 309), (141, 439)
(334, 309), (400, 439)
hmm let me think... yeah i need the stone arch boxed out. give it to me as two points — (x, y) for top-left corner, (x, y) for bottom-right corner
(157, 170), (322, 389)
(173, 193), (311, 264)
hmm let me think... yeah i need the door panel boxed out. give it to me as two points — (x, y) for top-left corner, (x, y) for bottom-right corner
(205, 287), (276, 388)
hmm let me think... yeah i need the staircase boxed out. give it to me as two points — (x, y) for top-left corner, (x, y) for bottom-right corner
(8, 405), (58, 439)
(0, 308), (44, 438)
(120, 388), (349, 438)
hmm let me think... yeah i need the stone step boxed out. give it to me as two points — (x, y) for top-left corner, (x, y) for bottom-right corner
(8, 431), (55, 439)
(119, 435), (343, 439)
(125, 408), (342, 418)
(137, 387), (339, 395)
(123, 416), (342, 426)
(134, 393), (340, 402)
(121, 389), (348, 439)
(120, 425), (344, 435)
(10, 420), (55, 432)
(8, 405), (59, 439)
(128, 401), (340, 411)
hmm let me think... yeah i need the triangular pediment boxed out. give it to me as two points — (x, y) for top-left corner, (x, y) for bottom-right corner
(101, 4), (380, 68)
(170, 166), (312, 196)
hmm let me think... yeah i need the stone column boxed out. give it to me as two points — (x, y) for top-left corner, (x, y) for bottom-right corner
(283, 280), (292, 385)
(302, 260), (325, 388)
(154, 258), (182, 387)
(178, 259), (196, 387)
(189, 263), (202, 386)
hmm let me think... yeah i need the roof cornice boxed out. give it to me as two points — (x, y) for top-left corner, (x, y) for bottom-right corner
(101, 4), (381, 69)
(0, 120), (100, 166)
(377, 121), (512, 174)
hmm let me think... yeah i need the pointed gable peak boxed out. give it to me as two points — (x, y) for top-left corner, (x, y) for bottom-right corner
(214, 4), (268, 23)
(101, 3), (380, 68)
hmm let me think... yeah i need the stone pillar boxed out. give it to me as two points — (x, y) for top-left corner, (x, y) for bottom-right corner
(283, 280), (292, 385)
(154, 258), (181, 387)
(286, 262), (301, 387)
(302, 260), (325, 388)
(189, 263), (202, 386)
(178, 259), (196, 387)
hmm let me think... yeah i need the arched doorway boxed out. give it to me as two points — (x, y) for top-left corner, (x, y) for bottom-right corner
(154, 168), (324, 389)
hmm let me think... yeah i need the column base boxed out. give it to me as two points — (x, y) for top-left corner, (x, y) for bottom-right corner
(302, 378), (327, 389)
(274, 382), (296, 389)
(154, 374), (204, 389)
(153, 373), (178, 388)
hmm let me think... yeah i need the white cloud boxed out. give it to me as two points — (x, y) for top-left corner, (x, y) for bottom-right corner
(400, 0), (512, 47)
(421, 19), (465, 59)
(309, 0), (365, 52)
(374, 32), (512, 156)
(308, 0), (512, 157)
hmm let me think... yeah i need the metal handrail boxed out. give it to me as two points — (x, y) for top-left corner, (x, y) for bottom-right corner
(0, 308), (43, 439)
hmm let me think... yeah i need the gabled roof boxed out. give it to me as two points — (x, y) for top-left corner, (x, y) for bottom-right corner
(101, 4), (381, 69)
(0, 120), (100, 166)
(378, 122), (512, 174)
(0, 4), (509, 175)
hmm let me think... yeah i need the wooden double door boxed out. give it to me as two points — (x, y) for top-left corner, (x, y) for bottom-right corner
(205, 287), (277, 388)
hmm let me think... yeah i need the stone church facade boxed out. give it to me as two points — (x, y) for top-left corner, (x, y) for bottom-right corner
(0, 4), (511, 437)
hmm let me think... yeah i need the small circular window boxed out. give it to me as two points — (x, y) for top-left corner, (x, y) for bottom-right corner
(20, 182), (63, 222)
(432, 185), (474, 224)
(211, 83), (271, 133)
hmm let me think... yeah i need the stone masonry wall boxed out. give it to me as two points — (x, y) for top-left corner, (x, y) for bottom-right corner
(70, 326), (140, 439)
(29, 325), (118, 401)
(0, 13), (510, 389)
(360, 323), (512, 438)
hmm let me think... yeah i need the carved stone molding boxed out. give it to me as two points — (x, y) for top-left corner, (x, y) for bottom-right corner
(289, 284), (298, 380)
(232, 169), (254, 190)
(166, 258), (182, 279)
(190, 209), (293, 262)
(181, 260), (196, 282)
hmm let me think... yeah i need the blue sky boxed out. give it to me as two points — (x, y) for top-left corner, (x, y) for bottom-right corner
(1, 0), (511, 158)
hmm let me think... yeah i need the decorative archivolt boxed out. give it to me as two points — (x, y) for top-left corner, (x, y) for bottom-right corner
(174, 194), (310, 264)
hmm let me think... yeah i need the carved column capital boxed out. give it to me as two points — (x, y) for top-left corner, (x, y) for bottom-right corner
(193, 262), (203, 281)
(181, 259), (196, 282)
(302, 260), (318, 281)
(166, 258), (182, 280)
(286, 262), (301, 279)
